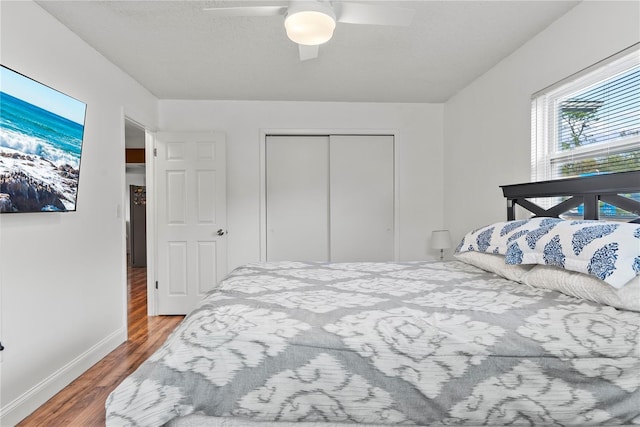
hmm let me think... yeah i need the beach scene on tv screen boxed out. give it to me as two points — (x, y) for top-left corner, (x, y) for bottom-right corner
(0, 66), (86, 213)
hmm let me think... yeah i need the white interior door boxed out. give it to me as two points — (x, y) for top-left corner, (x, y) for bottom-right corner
(330, 135), (394, 261)
(266, 135), (329, 261)
(156, 131), (226, 315)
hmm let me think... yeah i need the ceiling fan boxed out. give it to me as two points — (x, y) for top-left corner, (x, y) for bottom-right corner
(203, 1), (415, 61)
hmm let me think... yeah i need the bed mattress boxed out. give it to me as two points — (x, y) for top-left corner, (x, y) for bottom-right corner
(106, 261), (640, 426)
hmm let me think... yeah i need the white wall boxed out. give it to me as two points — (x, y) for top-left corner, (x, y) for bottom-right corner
(159, 101), (444, 270)
(443, 1), (640, 245)
(0, 2), (158, 425)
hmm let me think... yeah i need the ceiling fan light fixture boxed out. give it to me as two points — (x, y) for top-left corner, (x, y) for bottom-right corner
(285, 9), (336, 45)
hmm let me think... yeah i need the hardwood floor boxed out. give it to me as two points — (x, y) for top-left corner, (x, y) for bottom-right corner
(17, 264), (184, 427)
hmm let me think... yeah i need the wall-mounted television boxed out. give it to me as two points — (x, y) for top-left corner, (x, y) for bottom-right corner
(0, 65), (87, 213)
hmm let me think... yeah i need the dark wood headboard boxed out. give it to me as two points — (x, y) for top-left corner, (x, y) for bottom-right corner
(500, 170), (640, 222)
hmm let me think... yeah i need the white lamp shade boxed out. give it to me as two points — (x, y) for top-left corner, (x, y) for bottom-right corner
(284, 9), (336, 45)
(431, 230), (452, 250)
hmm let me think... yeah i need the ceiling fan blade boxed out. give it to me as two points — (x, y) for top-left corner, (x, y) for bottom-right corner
(202, 6), (286, 17)
(299, 44), (319, 61)
(334, 2), (414, 26)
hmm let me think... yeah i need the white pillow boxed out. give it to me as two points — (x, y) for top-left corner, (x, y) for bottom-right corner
(506, 220), (640, 288)
(520, 265), (640, 312)
(456, 217), (563, 255)
(454, 251), (533, 283)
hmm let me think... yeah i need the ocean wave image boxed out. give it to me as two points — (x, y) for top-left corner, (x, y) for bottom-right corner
(0, 67), (86, 213)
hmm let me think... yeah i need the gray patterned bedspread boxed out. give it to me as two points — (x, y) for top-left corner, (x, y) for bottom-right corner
(106, 261), (640, 426)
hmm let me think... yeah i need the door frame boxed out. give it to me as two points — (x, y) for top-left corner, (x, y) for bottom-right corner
(120, 111), (158, 319)
(259, 128), (401, 262)
(144, 129), (157, 316)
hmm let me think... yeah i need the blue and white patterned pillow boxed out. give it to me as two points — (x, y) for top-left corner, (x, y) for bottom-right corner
(506, 220), (640, 288)
(455, 217), (563, 256)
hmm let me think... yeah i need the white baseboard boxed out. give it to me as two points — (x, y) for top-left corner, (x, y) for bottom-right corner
(0, 327), (127, 426)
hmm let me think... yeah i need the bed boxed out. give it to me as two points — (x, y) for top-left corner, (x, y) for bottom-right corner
(106, 171), (640, 426)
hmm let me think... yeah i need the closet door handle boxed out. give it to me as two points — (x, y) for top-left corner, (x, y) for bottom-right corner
(217, 229), (226, 236)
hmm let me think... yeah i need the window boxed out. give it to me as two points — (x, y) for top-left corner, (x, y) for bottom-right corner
(531, 45), (640, 219)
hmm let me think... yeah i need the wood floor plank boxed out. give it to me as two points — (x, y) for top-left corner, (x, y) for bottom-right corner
(17, 264), (184, 427)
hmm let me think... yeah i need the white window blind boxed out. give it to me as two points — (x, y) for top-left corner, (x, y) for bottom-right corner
(531, 45), (640, 219)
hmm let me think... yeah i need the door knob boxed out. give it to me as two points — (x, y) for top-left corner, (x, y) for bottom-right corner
(217, 229), (226, 236)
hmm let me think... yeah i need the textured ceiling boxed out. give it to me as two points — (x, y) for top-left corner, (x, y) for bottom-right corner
(36, 0), (579, 102)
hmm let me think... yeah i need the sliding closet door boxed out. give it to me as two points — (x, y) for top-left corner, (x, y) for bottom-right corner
(330, 135), (394, 261)
(266, 136), (329, 261)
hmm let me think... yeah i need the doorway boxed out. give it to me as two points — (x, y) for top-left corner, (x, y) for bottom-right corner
(124, 118), (148, 321)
